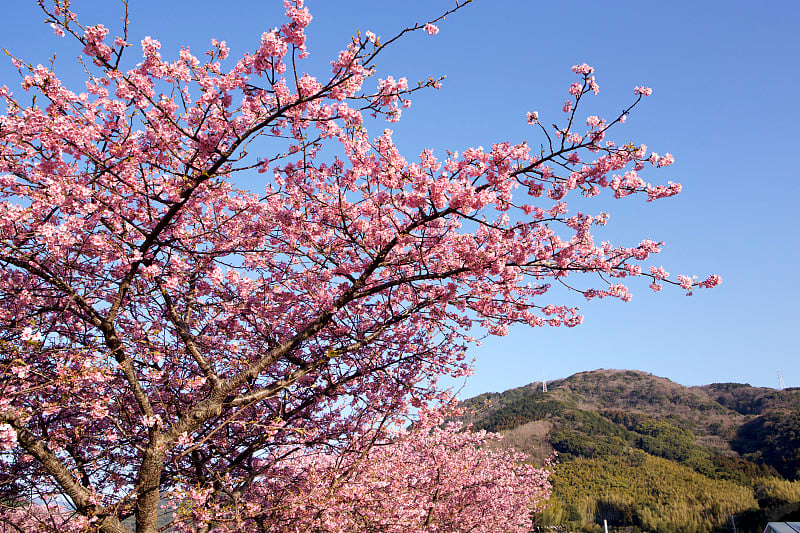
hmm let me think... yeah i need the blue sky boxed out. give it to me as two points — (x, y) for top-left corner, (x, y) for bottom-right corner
(1, 1), (798, 397)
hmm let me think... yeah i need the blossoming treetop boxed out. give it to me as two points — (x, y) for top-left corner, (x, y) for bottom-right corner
(0, 0), (717, 531)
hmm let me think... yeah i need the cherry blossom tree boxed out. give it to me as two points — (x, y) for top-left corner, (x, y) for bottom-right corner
(0, 0), (718, 531)
(162, 412), (553, 533)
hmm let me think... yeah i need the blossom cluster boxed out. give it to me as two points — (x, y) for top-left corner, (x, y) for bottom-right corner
(168, 417), (552, 533)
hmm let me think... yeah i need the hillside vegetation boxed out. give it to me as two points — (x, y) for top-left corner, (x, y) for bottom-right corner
(462, 369), (800, 532)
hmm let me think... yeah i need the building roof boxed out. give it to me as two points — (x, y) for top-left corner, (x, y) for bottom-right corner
(764, 523), (800, 533)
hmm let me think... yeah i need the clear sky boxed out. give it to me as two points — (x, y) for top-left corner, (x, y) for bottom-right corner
(1, 0), (798, 398)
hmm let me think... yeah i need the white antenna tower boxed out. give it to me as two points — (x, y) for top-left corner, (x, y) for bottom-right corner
(542, 373), (547, 393)
(778, 370), (785, 390)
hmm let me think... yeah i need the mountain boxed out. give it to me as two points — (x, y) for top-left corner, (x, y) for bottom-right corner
(460, 369), (800, 533)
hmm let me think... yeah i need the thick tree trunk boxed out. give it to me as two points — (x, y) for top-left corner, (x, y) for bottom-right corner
(135, 437), (166, 533)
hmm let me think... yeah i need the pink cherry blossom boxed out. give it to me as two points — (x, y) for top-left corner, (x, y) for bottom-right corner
(20, 326), (42, 342)
(82, 24), (112, 63)
(176, 432), (193, 447)
(657, 152), (675, 167)
(649, 265), (670, 280)
(699, 274), (723, 288)
(423, 23), (439, 35)
(588, 76), (600, 94)
(0, 423), (17, 450)
(567, 132), (583, 144)
(572, 63), (595, 74)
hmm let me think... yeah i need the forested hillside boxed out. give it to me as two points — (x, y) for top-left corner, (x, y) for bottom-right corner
(462, 370), (800, 532)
